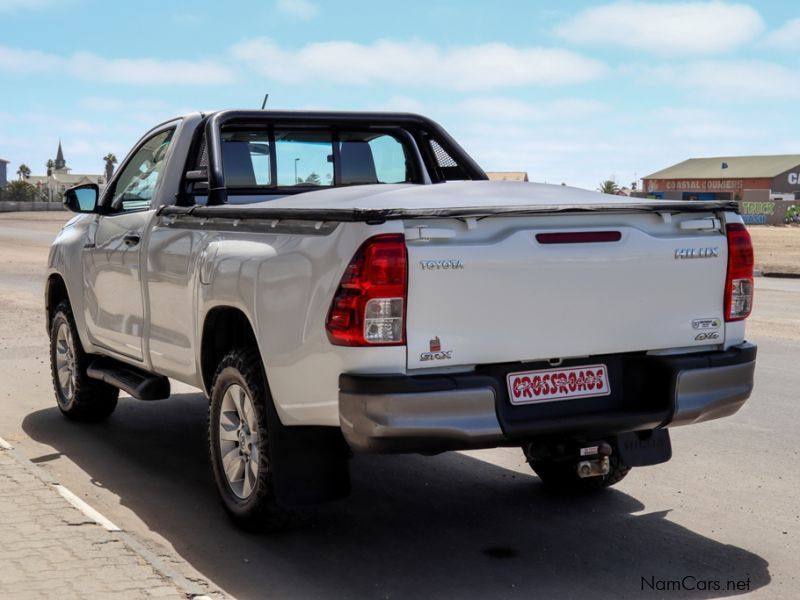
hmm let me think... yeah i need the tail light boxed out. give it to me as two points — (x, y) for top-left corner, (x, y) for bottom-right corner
(724, 223), (754, 321)
(326, 234), (407, 346)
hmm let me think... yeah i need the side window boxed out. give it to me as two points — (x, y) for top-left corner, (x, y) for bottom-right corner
(367, 134), (410, 184)
(221, 130), (272, 186)
(338, 132), (411, 185)
(109, 129), (175, 212)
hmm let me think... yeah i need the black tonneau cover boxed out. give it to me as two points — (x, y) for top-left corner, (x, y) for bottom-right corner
(158, 200), (739, 224)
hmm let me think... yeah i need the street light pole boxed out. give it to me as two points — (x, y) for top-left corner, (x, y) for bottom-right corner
(294, 158), (300, 184)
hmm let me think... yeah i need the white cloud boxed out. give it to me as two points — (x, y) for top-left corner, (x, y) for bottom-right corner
(456, 97), (606, 121)
(373, 96), (606, 121)
(276, 0), (319, 19)
(0, 46), (53, 72)
(762, 18), (800, 50)
(652, 106), (762, 140)
(554, 2), (764, 56)
(0, 45), (235, 85)
(670, 122), (762, 140)
(80, 97), (169, 112)
(67, 52), (235, 85)
(230, 38), (607, 90)
(645, 60), (800, 99)
(0, 0), (63, 12)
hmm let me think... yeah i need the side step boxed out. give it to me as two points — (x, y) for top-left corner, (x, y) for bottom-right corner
(87, 357), (170, 401)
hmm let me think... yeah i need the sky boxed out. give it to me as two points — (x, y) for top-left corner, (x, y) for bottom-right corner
(1, 0), (799, 190)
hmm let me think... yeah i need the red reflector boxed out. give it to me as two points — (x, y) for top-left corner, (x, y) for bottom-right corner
(536, 231), (622, 244)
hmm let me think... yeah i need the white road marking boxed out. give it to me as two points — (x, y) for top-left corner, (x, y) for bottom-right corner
(53, 484), (122, 532)
(0, 436), (12, 450)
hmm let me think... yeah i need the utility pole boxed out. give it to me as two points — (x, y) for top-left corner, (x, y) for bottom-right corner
(294, 158), (300, 184)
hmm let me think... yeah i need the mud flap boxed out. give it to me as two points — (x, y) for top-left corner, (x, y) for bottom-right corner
(613, 430), (672, 467)
(265, 403), (351, 507)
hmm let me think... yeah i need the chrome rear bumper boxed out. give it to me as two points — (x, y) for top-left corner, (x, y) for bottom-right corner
(339, 343), (756, 453)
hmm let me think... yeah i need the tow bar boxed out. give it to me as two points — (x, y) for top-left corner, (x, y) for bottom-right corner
(576, 441), (612, 478)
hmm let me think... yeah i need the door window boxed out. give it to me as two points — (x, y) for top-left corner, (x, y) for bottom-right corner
(108, 129), (175, 211)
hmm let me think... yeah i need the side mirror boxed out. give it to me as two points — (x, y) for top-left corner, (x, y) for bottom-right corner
(63, 183), (99, 213)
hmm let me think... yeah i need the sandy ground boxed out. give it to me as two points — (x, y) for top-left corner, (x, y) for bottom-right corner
(748, 226), (800, 274)
(0, 211), (799, 598)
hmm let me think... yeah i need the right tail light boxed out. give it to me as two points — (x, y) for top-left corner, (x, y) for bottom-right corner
(724, 222), (754, 321)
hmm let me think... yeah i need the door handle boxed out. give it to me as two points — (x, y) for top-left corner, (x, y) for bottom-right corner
(123, 233), (141, 247)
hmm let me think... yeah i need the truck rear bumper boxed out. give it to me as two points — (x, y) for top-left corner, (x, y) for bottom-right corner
(339, 343), (756, 453)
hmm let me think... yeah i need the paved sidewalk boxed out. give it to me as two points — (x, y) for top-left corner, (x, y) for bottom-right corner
(0, 443), (213, 600)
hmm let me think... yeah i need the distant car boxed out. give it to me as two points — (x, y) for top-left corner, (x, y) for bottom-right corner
(46, 110), (756, 531)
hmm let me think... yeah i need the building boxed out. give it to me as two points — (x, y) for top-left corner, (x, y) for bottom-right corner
(643, 154), (800, 201)
(26, 141), (105, 202)
(643, 154), (800, 224)
(486, 171), (529, 182)
(0, 158), (8, 187)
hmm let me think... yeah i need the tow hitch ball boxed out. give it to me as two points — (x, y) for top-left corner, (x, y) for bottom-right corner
(576, 442), (612, 478)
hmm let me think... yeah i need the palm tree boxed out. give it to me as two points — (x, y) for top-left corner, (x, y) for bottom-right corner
(598, 179), (619, 194)
(17, 164), (31, 180)
(46, 159), (54, 176)
(103, 153), (117, 181)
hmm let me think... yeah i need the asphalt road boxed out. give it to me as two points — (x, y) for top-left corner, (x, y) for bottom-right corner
(1, 212), (798, 599)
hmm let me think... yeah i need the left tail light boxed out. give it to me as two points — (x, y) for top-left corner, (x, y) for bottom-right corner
(326, 234), (407, 346)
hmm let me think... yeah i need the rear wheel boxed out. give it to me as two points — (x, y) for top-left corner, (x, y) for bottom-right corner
(208, 348), (293, 532)
(49, 301), (118, 421)
(526, 450), (631, 493)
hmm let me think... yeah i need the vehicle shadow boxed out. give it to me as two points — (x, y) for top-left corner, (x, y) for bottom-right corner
(23, 394), (770, 599)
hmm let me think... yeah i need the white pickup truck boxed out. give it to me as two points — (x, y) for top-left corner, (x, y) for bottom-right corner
(47, 110), (756, 531)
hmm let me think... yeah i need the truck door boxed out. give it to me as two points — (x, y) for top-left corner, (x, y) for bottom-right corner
(83, 127), (175, 361)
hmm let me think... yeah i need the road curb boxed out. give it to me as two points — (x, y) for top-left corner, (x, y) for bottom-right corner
(761, 272), (800, 279)
(0, 436), (222, 599)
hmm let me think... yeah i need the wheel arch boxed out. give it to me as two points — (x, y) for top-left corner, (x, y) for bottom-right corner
(200, 305), (260, 395)
(45, 273), (69, 332)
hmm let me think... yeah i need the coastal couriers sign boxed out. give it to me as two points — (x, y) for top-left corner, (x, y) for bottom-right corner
(644, 178), (767, 194)
(663, 179), (744, 191)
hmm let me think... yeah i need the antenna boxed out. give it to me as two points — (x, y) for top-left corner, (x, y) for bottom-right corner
(261, 93), (269, 110)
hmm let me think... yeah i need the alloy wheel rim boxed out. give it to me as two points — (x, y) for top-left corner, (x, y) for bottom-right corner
(218, 383), (260, 499)
(55, 322), (75, 404)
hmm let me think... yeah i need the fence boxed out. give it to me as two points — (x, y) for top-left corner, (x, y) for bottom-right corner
(0, 201), (65, 212)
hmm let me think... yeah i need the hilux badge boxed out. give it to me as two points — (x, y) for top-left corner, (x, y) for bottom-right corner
(675, 247), (719, 259)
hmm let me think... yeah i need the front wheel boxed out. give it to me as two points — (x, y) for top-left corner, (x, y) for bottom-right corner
(526, 450), (631, 493)
(208, 348), (292, 532)
(49, 301), (118, 422)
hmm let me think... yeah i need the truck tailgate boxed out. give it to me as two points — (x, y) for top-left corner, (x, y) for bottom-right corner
(405, 213), (728, 369)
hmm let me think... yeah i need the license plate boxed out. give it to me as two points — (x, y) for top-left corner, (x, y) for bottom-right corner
(507, 364), (611, 405)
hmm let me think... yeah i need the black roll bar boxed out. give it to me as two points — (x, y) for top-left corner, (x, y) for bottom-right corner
(202, 109), (488, 205)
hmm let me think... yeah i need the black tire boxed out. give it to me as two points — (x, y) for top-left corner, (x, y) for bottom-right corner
(527, 452), (631, 493)
(208, 348), (293, 532)
(49, 300), (119, 422)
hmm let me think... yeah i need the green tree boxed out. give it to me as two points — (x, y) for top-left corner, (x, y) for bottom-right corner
(598, 179), (619, 194)
(304, 172), (321, 185)
(1, 180), (41, 202)
(103, 153), (117, 181)
(16, 164), (31, 180)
